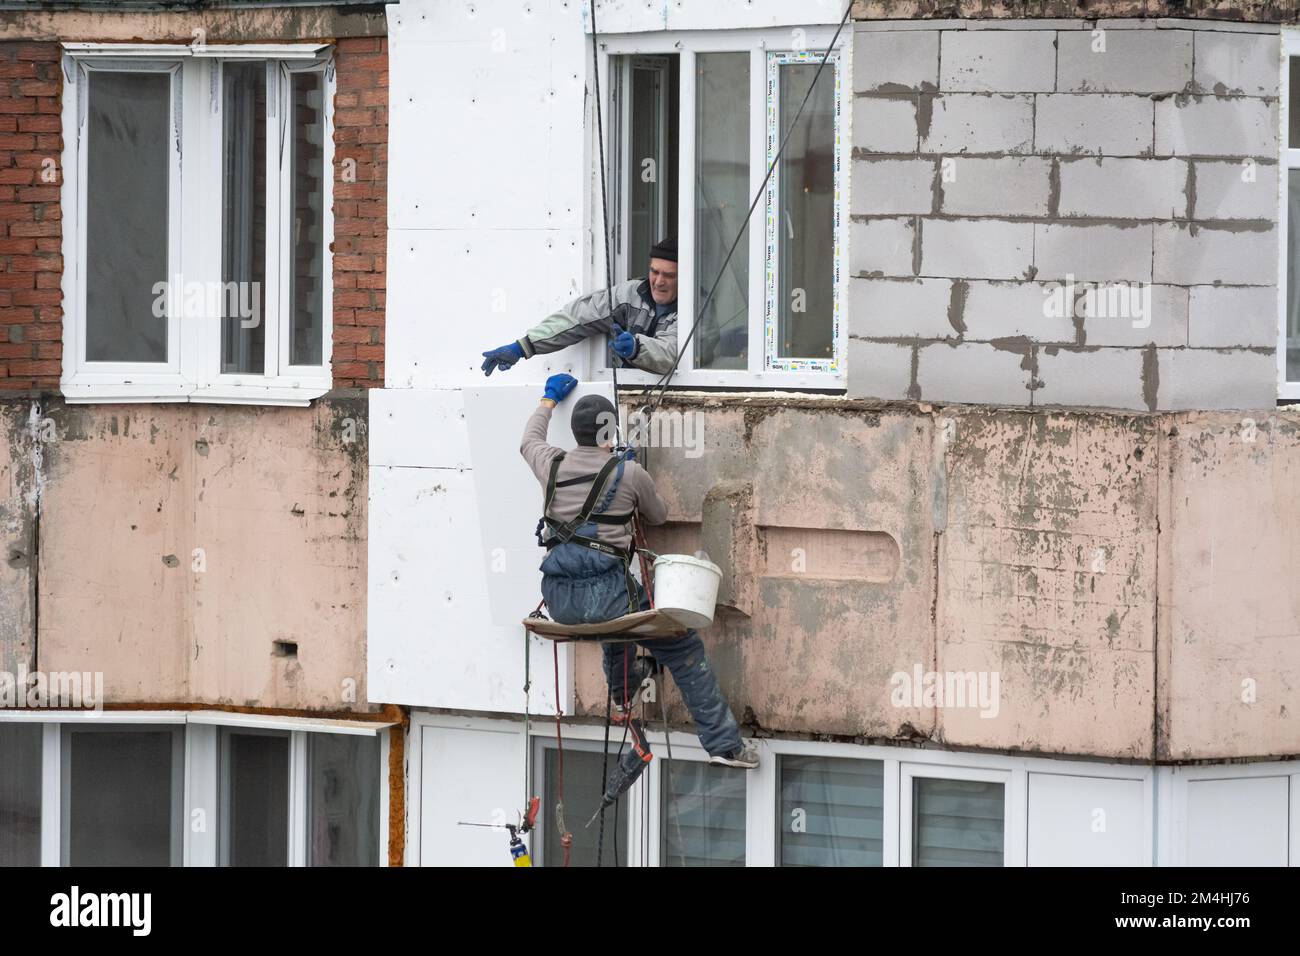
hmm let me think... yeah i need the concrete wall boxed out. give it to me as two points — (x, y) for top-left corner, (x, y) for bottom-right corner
(567, 395), (1300, 763)
(848, 18), (1282, 411)
(0, 397), (375, 712)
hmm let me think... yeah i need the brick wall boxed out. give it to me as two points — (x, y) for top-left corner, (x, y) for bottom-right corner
(847, 20), (1281, 411)
(331, 36), (387, 389)
(0, 42), (62, 393)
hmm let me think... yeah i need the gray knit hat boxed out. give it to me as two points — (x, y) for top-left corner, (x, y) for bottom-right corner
(571, 394), (617, 447)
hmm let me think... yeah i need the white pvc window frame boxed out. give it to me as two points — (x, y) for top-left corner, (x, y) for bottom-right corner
(409, 712), (1161, 868)
(216, 725), (291, 867)
(59, 43), (335, 406)
(589, 27), (851, 391)
(1157, 761), (1300, 867)
(59, 722), (186, 867)
(1279, 31), (1300, 401)
(0, 710), (390, 868)
(899, 761), (1017, 868)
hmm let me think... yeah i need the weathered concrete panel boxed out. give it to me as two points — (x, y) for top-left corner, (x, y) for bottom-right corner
(33, 399), (371, 712)
(566, 397), (1300, 762)
(576, 401), (936, 740)
(1158, 413), (1300, 759)
(937, 411), (1158, 758)
(0, 402), (36, 676)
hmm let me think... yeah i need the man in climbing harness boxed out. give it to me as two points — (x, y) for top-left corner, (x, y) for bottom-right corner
(520, 373), (759, 770)
(482, 237), (680, 376)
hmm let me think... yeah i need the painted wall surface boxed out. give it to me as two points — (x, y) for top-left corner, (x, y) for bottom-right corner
(0, 399), (372, 712)
(563, 396), (1300, 762)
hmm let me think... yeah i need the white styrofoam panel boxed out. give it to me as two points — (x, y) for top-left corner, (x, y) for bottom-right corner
(463, 382), (616, 628)
(1185, 776), (1289, 866)
(586, 0), (668, 34)
(663, 0), (849, 31)
(368, 387), (471, 469)
(584, 0), (850, 34)
(387, 6), (584, 232)
(1026, 773), (1145, 867)
(385, 229), (587, 389)
(367, 464), (568, 715)
(418, 722), (525, 866)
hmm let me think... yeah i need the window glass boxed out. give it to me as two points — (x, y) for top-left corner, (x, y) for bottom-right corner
(543, 746), (627, 867)
(307, 733), (380, 867)
(223, 730), (289, 867)
(661, 761), (745, 866)
(1290, 57), (1300, 149)
(86, 71), (170, 363)
(912, 777), (1004, 867)
(0, 723), (42, 866)
(775, 60), (835, 362)
(222, 61), (268, 374)
(289, 69), (326, 367)
(64, 727), (180, 866)
(778, 755), (883, 867)
(1287, 169), (1300, 382)
(694, 52), (750, 371)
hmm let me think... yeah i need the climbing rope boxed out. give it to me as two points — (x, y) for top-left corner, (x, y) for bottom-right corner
(552, 641), (573, 867)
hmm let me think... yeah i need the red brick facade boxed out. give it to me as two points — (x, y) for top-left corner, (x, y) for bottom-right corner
(331, 36), (387, 390)
(0, 42), (63, 392)
(0, 37), (386, 395)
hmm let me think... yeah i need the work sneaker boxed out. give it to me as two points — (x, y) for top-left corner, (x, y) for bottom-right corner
(709, 742), (760, 770)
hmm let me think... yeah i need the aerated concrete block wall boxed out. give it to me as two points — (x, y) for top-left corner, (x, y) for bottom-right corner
(848, 19), (1281, 411)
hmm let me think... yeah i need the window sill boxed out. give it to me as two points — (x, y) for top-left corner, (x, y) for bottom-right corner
(589, 367), (845, 391)
(60, 379), (332, 407)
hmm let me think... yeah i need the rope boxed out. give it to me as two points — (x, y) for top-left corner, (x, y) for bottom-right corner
(596, 684), (612, 867)
(552, 641), (573, 867)
(645, 0), (855, 411)
(522, 626), (531, 814)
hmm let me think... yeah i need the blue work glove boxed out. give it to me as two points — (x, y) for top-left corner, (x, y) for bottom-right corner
(621, 446), (638, 462)
(610, 323), (638, 360)
(543, 373), (577, 403)
(481, 341), (525, 376)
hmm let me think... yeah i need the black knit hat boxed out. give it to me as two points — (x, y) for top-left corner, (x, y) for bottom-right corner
(649, 236), (677, 262)
(571, 394), (618, 447)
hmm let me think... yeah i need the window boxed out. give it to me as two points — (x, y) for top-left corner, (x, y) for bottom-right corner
(488, 718), (1186, 867)
(612, 55), (679, 283)
(661, 761), (746, 866)
(538, 743), (628, 867)
(599, 30), (847, 388)
(61, 724), (185, 866)
(0, 715), (387, 867)
(1281, 34), (1300, 397)
(307, 731), (381, 867)
(220, 728), (290, 867)
(61, 45), (334, 405)
(901, 765), (1009, 868)
(0, 723), (42, 866)
(777, 755), (884, 866)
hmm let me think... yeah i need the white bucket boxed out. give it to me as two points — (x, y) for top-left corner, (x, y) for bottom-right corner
(652, 554), (722, 629)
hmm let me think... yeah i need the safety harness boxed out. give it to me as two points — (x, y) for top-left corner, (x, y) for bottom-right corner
(536, 452), (639, 615)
